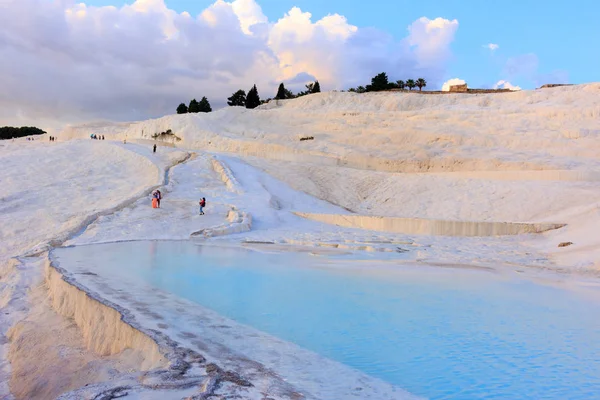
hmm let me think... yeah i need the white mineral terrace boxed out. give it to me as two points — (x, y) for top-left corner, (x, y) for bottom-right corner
(2, 85), (600, 399)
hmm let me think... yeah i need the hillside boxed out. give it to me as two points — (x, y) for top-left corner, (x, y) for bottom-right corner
(58, 83), (600, 272)
(61, 84), (600, 172)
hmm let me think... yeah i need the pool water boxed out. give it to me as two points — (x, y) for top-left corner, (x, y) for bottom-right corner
(57, 241), (600, 399)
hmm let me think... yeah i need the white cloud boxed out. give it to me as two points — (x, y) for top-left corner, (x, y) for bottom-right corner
(494, 80), (521, 91)
(441, 78), (466, 91)
(231, 0), (268, 35)
(484, 43), (499, 51)
(0, 0), (460, 127)
(407, 17), (459, 66)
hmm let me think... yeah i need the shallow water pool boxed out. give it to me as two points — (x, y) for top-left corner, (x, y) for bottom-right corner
(56, 241), (600, 399)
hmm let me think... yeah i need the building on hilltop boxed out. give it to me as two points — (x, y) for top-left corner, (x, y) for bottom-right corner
(449, 83), (468, 92)
(388, 82), (513, 94)
(448, 83), (512, 94)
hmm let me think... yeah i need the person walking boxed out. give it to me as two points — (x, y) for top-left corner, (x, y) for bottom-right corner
(199, 197), (206, 215)
(151, 189), (162, 208)
(153, 144), (157, 153)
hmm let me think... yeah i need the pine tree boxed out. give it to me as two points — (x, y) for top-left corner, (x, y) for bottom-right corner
(198, 96), (212, 113)
(275, 83), (286, 100)
(246, 84), (261, 109)
(176, 103), (188, 114)
(227, 90), (246, 107)
(284, 88), (295, 99)
(366, 72), (389, 92)
(312, 81), (321, 93)
(188, 98), (200, 113)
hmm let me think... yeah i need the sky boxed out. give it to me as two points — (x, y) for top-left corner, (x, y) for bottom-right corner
(1, 0), (599, 130)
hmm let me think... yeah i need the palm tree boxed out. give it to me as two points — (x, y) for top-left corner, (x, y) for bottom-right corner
(416, 78), (427, 91)
(406, 79), (416, 91)
(396, 80), (405, 90)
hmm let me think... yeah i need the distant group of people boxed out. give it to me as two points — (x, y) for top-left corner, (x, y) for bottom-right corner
(151, 189), (207, 216)
(26, 137), (35, 141)
(149, 144), (207, 214)
(48, 136), (57, 141)
(90, 134), (105, 140)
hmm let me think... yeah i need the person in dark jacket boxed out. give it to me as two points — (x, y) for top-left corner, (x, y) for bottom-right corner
(199, 197), (206, 215)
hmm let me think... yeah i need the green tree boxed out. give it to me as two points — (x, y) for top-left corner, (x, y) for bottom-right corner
(246, 84), (261, 109)
(304, 80), (321, 94)
(227, 90), (246, 107)
(406, 79), (416, 91)
(275, 83), (287, 100)
(356, 85), (366, 93)
(312, 80), (321, 93)
(284, 88), (295, 99)
(416, 78), (427, 91)
(188, 98), (200, 113)
(0, 126), (46, 140)
(176, 103), (188, 114)
(366, 72), (390, 92)
(198, 96), (212, 112)
(396, 80), (405, 90)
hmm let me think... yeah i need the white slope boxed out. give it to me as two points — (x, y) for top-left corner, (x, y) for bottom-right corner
(0, 140), (190, 400)
(0, 141), (148, 261)
(1, 84), (600, 398)
(0, 140), (188, 262)
(59, 83), (600, 272)
(60, 83), (600, 172)
(243, 157), (599, 222)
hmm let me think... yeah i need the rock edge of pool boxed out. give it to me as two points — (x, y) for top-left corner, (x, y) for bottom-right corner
(47, 241), (421, 400)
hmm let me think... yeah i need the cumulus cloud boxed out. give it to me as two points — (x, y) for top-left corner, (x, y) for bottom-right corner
(0, 0), (460, 128)
(493, 80), (521, 91)
(441, 78), (466, 91)
(407, 17), (459, 65)
(484, 43), (499, 51)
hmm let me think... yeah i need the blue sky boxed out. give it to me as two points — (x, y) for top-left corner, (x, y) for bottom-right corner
(84, 0), (600, 89)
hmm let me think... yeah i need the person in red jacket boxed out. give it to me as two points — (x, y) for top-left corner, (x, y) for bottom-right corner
(199, 197), (206, 215)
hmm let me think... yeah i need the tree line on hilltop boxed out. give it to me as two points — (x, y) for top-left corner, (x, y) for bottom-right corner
(348, 73), (427, 93)
(0, 126), (46, 140)
(175, 81), (321, 114)
(228, 81), (321, 108)
(176, 96), (212, 114)
(173, 72), (430, 115)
